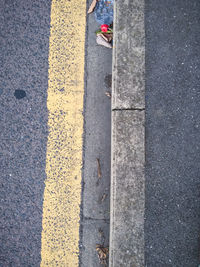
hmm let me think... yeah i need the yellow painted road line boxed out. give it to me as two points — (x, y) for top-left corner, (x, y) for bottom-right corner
(41, 0), (86, 266)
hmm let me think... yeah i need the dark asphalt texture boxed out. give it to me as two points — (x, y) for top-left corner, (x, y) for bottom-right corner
(0, 1), (51, 266)
(145, 0), (200, 266)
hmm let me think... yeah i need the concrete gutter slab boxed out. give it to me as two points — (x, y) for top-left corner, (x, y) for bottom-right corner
(110, 0), (145, 266)
(110, 111), (145, 266)
(112, 0), (145, 110)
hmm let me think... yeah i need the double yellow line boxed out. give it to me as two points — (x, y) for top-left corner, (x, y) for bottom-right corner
(41, 0), (86, 266)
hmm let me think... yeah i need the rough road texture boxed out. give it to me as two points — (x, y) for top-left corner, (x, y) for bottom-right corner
(0, 1), (51, 266)
(145, 0), (200, 266)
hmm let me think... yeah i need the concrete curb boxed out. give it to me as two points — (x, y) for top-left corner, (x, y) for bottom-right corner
(110, 0), (145, 266)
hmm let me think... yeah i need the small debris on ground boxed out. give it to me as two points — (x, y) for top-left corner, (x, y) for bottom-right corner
(98, 228), (105, 243)
(96, 35), (112, 48)
(88, 0), (114, 48)
(88, 0), (98, 14)
(96, 24), (113, 48)
(104, 74), (112, 88)
(99, 193), (107, 203)
(97, 158), (102, 178)
(96, 244), (109, 266)
(94, 0), (113, 25)
(105, 91), (111, 98)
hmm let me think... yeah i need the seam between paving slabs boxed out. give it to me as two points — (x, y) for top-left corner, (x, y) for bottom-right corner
(112, 108), (145, 111)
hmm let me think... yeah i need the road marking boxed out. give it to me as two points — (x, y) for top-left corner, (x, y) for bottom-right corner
(41, 0), (86, 266)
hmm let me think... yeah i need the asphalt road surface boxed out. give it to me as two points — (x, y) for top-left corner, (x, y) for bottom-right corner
(0, 1), (51, 266)
(145, 0), (200, 266)
(1, 0), (200, 266)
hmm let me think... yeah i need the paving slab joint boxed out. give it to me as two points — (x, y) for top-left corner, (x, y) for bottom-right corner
(112, 108), (145, 112)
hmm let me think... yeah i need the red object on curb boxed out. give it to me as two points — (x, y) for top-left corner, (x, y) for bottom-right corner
(101, 24), (109, 32)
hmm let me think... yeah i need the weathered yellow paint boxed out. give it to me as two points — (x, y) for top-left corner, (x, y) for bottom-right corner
(41, 0), (86, 266)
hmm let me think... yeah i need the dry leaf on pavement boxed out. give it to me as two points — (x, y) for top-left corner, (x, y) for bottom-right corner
(96, 244), (109, 266)
(100, 193), (107, 203)
(97, 158), (102, 178)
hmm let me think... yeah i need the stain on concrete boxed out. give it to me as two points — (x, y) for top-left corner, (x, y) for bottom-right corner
(104, 74), (112, 89)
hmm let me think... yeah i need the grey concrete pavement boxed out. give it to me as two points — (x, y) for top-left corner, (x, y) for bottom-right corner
(110, 110), (145, 267)
(79, 2), (112, 266)
(112, 0), (145, 109)
(110, 0), (145, 266)
(81, 13), (111, 221)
